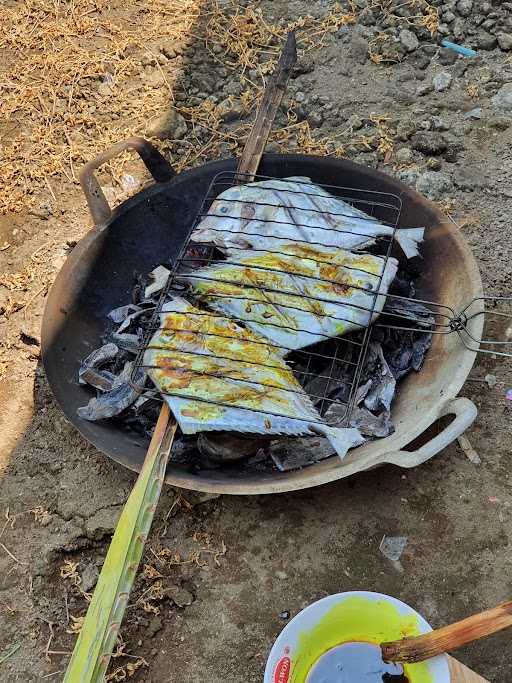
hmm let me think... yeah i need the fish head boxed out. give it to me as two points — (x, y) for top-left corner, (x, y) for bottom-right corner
(193, 184), (261, 248)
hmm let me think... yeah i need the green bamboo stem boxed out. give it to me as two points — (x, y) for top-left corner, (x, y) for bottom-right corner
(63, 404), (176, 682)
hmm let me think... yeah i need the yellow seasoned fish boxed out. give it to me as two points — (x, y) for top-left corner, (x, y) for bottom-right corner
(144, 298), (364, 459)
(182, 243), (398, 352)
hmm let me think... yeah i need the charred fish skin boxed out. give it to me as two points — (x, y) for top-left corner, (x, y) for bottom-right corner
(193, 176), (424, 259)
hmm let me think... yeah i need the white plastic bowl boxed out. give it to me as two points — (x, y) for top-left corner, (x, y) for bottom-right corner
(264, 591), (450, 683)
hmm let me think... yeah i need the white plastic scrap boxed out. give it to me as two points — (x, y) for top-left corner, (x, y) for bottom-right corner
(145, 265), (170, 298)
(379, 535), (408, 562)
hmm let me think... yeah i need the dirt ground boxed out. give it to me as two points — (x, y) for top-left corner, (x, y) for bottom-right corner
(1, 0), (512, 681)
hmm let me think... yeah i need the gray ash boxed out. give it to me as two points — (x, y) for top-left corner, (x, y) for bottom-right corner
(76, 251), (433, 474)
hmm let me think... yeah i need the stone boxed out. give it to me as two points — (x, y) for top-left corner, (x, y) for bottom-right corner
(85, 505), (123, 540)
(147, 616), (163, 638)
(395, 147), (414, 164)
(491, 83), (512, 110)
(350, 26), (369, 64)
(307, 111), (323, 128)
(416, 171), (453, 199)
(292, 55), (315, 77)
(294, 91), (306, 103)
(347, 114), (363, 130)
(476, 31), (497, 50)
(416, 82), (434, 97)
(431, 116), (450, 131)
(165, 585), (194, 607)
(426, 157), (442, 171)
(463, 107), (482, 119)
(81, 562), (99, 592)
(439, 48), (458, 66)
(399, 29), (419, 53)
(146, 109), (187, 140)
(219, 99), (244, 124)
(452, 17), (466, 40)
(497, 33), (512, 51)
(456, 0), (473, 17)
(411, 132), (448, 155)
(397, 169), (419, 187)
(433, 71), (452, 92)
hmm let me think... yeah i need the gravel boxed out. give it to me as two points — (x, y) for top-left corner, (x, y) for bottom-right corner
(416, 171), (453, 199)
(497, 33), (512, 51)
(433, 71), (453, 92)
(411, 131), (448, 155)
(491, 83), (512, 110)
(399, 29), (419, 53)
(456, 0), (473, 17)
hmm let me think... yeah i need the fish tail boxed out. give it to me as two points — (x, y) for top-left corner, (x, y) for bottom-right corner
(395, 227), (424, 259)
(311, 425), (365, 460)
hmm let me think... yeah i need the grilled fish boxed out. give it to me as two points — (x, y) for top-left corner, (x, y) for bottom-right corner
(193, 176), (423, 259)
(182, 243), (398, 352)
(144, 298), (364, 459)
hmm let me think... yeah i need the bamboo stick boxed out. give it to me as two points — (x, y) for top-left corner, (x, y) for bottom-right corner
(381, 601), (512, 664)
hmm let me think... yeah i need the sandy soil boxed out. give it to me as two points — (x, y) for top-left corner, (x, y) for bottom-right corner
(1, 0), (512, 681)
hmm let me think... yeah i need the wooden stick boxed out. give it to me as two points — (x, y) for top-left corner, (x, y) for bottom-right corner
(235, 31), (296, 181)
(381, 600), (512, 664)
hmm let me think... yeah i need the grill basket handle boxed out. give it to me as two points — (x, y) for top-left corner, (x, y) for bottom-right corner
(381, 397), (478, 469)
(79, 136), (175, 225)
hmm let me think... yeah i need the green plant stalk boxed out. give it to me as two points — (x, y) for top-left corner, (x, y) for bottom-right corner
(63, 405), (175, 683)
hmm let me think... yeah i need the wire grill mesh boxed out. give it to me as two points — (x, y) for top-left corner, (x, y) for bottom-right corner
(131, 172), (404, 425)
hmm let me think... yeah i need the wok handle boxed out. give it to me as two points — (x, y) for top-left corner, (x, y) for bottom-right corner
(382, 397), (477, 468)
(79, 136), (175, 225)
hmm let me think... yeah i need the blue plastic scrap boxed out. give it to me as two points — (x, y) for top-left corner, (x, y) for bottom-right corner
(441, 39), (477, 57)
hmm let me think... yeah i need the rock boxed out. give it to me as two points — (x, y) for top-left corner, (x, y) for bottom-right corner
(85, 505), (123, 540)
(347, 114), (363, 130)
(399, 29), (419, 53)
(165, 585), (194, 607)
(452, 17), (466, 40)
(416, 171), (453, 199)
(350, 26), (369, 64)
(81, 562), (99, 592)
(456, 0), (473, 17)
(426, 157), (442, 171)
(491, 83), (512, 110)
(497, 33), (512, 51)
(397, 168), (419, 188)
(476, 31), (497, 50)
(463, 107), (482, 119)
(307, 111), (323, 128)
(430, 116), (449, 131)
(433, 71), (452, 92)
(292, 55), (315, 77)
(147, 616), (163, 638)
(219, 99), (244, 124)
(396, 119), (417, 140)
(147, 109), (187, 140)
(439, 48), (458, 66)
(294, 91), (306, 103)
(411, 132), (448, 155)
(416, 82), (434, 97)
(395, 147), (414, 164)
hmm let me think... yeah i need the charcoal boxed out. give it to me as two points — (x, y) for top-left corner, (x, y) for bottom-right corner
(197, 432), (268, 463)
(269, 436), (335, 471)
(360, 343), (396, 413)
(79, 367), (115, 392)
(79, 343), (119, 389)
(325, 402), (394, 439)
(108, 304), (141, 324)
(111, 332), (141, 354)
(77, 362), (145, 421)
